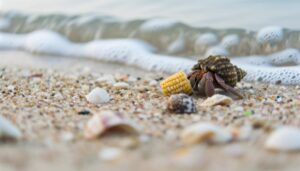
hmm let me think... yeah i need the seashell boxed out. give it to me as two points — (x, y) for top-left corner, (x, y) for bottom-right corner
(113, 82), (129, 89)
(180, 122), (232, 145)
(265, 126), (300, 151)
(167, 94), (197, 114)
(0, 115), (22, 140)
(192, 55), (246, 87)
(160, 71), (192, 96)
(84, 110), (140, 140)
(86, 87), (110, 104)
(200, 94), (233, 107)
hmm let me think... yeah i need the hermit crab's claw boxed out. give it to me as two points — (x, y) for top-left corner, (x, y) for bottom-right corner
(214, 73), (243, 99)
(204, 72), (215, 97)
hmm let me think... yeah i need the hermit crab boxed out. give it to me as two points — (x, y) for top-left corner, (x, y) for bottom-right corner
(187, 55), (246, 98)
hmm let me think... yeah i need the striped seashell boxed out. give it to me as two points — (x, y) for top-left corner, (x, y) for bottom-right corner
(192, 55), (246, 87)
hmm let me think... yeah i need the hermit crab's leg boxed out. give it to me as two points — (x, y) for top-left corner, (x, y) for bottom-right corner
(198, 75), (206, 96)
(203, 72), (215, 97)
(189, 73), (200, 91)
(214, 73), (243, 99)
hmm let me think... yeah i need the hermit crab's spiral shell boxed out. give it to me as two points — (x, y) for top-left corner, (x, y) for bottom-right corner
(192, 55), (246, 87)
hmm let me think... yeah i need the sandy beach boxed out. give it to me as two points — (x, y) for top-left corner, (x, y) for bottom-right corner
(1, 52), (300, 171)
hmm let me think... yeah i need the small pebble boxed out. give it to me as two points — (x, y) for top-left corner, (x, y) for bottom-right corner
(78, 110), (91, 115)
(275, 95), (283, 103)
(86, 87), (110, 104)
(113, 82), (129, 89)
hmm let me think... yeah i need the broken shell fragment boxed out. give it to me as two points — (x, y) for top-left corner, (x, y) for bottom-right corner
(0, 115), (22, 140)
(180, 122), (232, 145)
(160, 71), (192, 96)
(86, 87), (110, 104)
(84, 110), (140, 140)
(200, 94), (233, 107)
(167, 94), (197, 114)
(265, 126), (300, 151)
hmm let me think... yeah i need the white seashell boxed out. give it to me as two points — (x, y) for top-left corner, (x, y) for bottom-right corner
(86, 87), (110, 104)
(97, 75), (116, 85)
(265, 126), (300, 151)
(180, 122), (232, 145)
(84, 110), (140, 139)
(0, 115), (22, 140)
(200, 94), (233, 107)
(98, 147), (123, 162)
(113, 82), (129, 89)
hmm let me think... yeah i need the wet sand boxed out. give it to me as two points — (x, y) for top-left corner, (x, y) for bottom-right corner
(1, 52), (300, 171)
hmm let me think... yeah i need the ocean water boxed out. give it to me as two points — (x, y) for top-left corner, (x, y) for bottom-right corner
(0, 0), (300, 84)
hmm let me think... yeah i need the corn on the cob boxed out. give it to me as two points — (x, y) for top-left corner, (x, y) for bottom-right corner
(160, 71), (192, 96)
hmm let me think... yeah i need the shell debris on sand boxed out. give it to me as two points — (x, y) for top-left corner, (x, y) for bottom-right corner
(265, 126), (300, 151)
(86, 87), (110, 104)
(180, 122), (232, 145)
(84, 110), (141, 140)
(167, 94), (197, 114)
(200, 94), (233, 107)
(0, 115), (22, 140)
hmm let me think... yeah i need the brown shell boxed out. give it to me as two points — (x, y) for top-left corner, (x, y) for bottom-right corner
(192, 55), (246, 87)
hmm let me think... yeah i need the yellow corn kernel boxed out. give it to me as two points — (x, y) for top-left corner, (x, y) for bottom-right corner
(160, 71), (192, 96)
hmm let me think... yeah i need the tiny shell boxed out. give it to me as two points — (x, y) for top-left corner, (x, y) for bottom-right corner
(167, 94), (197, 114)
(86, 87), (110, 104)
(180, 122), (232, 145)
(0, 115), (22, 140)
(265, 126), (300, 151)
(84, 110), (140, 139)
(200, 94), (233, 107)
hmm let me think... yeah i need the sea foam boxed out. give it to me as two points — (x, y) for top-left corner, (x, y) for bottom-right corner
(0, 30), (194, 73)
(0, 30), (300, 85)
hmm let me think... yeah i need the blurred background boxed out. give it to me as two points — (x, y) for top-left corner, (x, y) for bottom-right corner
(1, 0), (300, 29)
